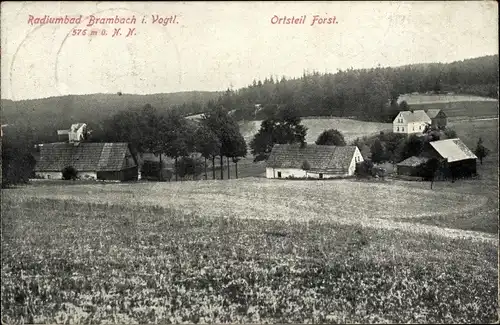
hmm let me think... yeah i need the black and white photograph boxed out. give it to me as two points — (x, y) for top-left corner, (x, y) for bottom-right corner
(1, 1), (499, 324)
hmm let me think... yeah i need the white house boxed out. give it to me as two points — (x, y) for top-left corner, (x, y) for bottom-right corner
(266, 143), (364, 179)
(393, 110), (431, 134)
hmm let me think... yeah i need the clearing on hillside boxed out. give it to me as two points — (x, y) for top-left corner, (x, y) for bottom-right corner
(239, 118), (391, 144)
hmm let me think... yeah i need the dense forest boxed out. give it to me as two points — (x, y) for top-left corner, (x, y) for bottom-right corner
(1, 55), (498, 146)
(212, 55), (498, 122)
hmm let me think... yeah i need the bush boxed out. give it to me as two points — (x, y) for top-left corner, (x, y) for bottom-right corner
(1, 141), (36, 188)
(175, 156), (204, 179)
(443, 128), (457, 139)
(62, 166), (78, 180)
(141, 160), (167, 181)
(315, 129), (346, 146)
(355, 160), (374, 178)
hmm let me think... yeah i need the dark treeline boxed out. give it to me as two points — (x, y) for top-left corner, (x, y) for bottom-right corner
(174, 55), (499, 122)
(98, 104), (248, 181)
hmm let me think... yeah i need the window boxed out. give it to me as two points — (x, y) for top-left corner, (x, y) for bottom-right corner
(397, 127), (399, 132)
(277, 171), (282, 178)
(319, 173), (323, 179)
(413, 126), (415, 131)
(419, 125), (421, 130)
(402, 127), (404, 131)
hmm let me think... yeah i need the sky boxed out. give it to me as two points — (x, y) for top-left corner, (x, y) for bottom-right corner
(1, 1), (498, 101)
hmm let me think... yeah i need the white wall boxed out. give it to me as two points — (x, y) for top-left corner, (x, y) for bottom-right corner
(266, 167), (352, 179)
(35, 172), (63, 180)
(393, 113), (406, 134)
(266, 168), (307, 179)
(394, 121), (428, 134)
(35, 171), (97, 180)
(78, 171), (97, 180)
(348, 147), (364, 175)
(408, 122), (427, 134)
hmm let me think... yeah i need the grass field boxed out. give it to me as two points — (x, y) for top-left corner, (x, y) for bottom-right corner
(239, 118), (391, 145)
(2, 161), (498, 323)
(397, 94), (498, 105)
(411, 100), (498, 120)
(449, 118), (498, 153)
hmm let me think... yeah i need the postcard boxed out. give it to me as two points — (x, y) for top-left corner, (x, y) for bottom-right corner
(1, 1), (498, 324)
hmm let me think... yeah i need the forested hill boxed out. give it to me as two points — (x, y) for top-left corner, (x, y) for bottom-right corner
(1, 91), (221, 143)
(219, 55), (499, 122)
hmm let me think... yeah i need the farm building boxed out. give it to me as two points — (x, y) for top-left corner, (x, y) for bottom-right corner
(425, 109), (447, 129)
(426, 138), (478, 180)
(266, 143), (363, 179)
(393, 110), (431, 134)
(396, 156), (430, 177)
(34, 142), (139, 181)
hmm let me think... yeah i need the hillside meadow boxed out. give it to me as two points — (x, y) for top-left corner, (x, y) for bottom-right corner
(397, 94), (498, 105)
(448, 117), (498, 153)
(239, 118), (391, 145)
(1, 172), (498, 324)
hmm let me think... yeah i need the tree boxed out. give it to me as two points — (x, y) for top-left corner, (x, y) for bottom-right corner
(474, 137), (490, 165)
(140, 104), (167, 180)
(301, 160), (311, 178)
(194, 125), (221, 180)
(398, 134), (424, 162)
(443, 128), (457, 139)
(370, 139), (385, 163)
(228, 134), (247, 179)
(315, 129), (346, 146)
(250, 104), (307, 162)
(355, 160), (374, 178)
(175, 156), (203, 180)
(202, 105), (246, 180)
(160, 111), (194, 181)
(399, 100), (409, 111)
(221, 123), (247, 180)
(1, 140), (36, 188)
(422, 157), (440, 189)
(62, 166), (78, 180)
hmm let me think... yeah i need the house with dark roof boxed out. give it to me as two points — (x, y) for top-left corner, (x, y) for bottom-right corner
(266, 144), (363, 179)
(393, 110), (431, 134)
(425, 109), (447, 129)
(34, 142), (138, 181)
(396, 156), (430, 177)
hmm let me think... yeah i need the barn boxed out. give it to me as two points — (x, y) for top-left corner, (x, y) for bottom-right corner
(427, 138), (478, 180)
(34, 142), (139, 181)
(266, 143), (364, 179)
(425, 109), (447, 130)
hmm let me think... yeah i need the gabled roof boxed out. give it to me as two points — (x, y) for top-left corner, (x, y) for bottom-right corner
(425, 109), (445, 119)
(397, 110), (432, 123)
(266, 144), (357, 172)
(35, 142), (136, 172)
(397, 156), (429, 167)
(429, 138), (477, 162)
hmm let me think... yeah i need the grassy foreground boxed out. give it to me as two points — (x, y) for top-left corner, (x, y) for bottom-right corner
(1, 192), (498, 324)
